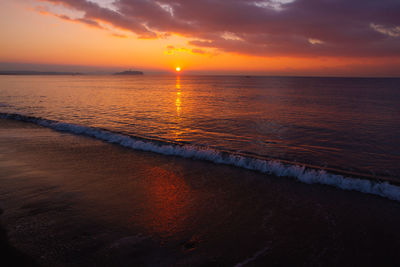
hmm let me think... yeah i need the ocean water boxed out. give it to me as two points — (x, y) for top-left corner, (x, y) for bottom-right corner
(0, 75), (399, 194)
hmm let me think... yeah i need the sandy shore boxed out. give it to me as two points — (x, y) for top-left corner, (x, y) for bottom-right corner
(1, 118), (400, 266)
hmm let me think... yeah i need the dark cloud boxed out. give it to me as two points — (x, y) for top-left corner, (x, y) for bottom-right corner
(34, 5), (104, 29)
(41, 0), (400, 57)
(59, 14), (104, 29)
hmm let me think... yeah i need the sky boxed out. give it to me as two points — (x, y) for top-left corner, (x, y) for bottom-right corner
(0, 0), (400, 76)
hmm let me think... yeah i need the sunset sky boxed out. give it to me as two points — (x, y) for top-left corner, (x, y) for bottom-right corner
(1, 0), (400, 76)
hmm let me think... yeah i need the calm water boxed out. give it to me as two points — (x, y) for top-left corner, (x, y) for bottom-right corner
(0, 75), (399, 179)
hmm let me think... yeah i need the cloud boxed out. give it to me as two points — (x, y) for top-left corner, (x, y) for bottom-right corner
(111, 33), (127, 38)
(38, 0), (400, 57)
(60, 14), (104, 29)
(308, 38), (324, 45)
(370, 23), (400, 37)
(164, 45), (211, 56)
(34, 5), (104, 29)
(191, 48), (206, 55)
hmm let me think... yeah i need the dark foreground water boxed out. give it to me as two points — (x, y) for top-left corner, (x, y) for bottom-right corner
(0, 75), (399, 184)
(1, 119), (400, 266)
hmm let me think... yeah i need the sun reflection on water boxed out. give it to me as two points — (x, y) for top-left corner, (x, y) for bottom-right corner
(144, 166), (192, 238)
(176, 76), (182, 116)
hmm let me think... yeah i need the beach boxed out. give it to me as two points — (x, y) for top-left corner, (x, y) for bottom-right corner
(1, 118), (400, 266)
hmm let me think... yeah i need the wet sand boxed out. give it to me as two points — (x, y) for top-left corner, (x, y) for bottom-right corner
(1, 118), (400, 266)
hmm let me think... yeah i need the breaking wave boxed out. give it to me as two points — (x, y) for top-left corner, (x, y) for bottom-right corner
(2, 112), (400, 202)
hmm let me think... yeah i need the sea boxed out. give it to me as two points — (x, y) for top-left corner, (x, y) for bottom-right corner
(1, 75), (399, 199)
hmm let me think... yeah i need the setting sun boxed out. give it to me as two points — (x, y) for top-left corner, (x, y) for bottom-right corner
(176, 67), (181, 72)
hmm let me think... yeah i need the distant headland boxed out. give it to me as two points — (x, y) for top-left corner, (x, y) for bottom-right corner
(0, 70), (82, 75)
(114, 70), (143, 75)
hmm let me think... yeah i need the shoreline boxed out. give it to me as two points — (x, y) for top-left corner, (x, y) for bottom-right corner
(1, 118), (400, 266)
(2, 112), (399, 201)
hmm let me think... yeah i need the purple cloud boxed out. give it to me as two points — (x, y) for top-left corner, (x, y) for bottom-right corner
(40, 0), (400, 57)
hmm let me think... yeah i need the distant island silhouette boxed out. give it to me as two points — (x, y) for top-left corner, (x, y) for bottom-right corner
(114, 70), (143, 75)
(0, 71), (81, 75)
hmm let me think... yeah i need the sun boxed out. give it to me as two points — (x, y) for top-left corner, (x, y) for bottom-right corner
(175, 67), (181, 72)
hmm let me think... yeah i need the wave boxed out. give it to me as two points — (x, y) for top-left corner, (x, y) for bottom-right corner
(235, 246), (269, 267)
(1, 112), (400, 202)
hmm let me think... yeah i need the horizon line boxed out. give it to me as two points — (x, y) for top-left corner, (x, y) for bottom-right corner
(1, 70), (399, 79)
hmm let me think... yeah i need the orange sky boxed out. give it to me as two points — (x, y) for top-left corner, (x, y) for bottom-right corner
(0, 0), (399, 76)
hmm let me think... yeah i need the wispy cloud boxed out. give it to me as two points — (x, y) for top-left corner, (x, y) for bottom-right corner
(164, 45), (213, 56)
(111, 33), (127, 38)
(308, 38), (324, 45)
(370, 23), (400, 37)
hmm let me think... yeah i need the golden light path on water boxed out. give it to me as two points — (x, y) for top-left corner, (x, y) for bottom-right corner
(176, 76), (182, 116)
(173, 75), (185, 141)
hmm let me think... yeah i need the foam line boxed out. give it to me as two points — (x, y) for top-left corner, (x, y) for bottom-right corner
(2, 112), (400, 202)
(235, 246), (269, 267)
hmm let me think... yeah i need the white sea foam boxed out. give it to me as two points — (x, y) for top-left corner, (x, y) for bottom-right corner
(235, 246), (270, 267)
(2, 112), (400, 202)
